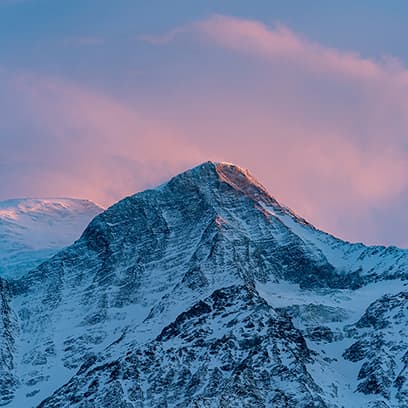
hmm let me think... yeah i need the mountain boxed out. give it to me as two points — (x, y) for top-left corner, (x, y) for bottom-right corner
(1, 162), (407, 407)
(0, 198), (103, 278)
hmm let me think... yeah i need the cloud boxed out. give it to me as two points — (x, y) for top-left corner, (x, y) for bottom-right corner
(4, 15), (408, 245)
(137, 27), (190, 45)
(1, 71), (204, 206)
(135, 15), (408, 244)
(138, 14), (408, 195)
(142, 15), (408, 84)
(194, 16), (408, 83)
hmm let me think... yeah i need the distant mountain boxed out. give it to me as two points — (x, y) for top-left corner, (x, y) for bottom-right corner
(0, 198), (102, 278)
(1, 162), (407, 407)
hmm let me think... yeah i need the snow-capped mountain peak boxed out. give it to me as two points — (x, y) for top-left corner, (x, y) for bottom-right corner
(0, 162), (407, 407)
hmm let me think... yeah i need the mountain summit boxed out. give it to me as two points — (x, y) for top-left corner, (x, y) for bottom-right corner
(1, 162), (407, 407)
(162, 161), (288, 211)
(188, 161), (276, 201)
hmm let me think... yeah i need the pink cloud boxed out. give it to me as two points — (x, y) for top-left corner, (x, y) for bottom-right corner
(143, 15), (408, 85)
(196, 16), (407, 81)
(4, 15), (408, 245)
(5, 73), (205, 206)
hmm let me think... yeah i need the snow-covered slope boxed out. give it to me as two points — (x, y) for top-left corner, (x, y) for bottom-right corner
(1, 162), (407, 407)
(0, 198), (102, 278)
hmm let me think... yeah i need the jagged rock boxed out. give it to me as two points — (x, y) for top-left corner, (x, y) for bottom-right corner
(0, 162), (407, 407)
(343, 292), (408, 404)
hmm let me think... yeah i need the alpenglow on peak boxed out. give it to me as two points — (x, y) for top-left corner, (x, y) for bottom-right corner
(161, 161), (283, 209)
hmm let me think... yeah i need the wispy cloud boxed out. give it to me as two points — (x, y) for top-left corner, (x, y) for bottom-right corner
(194, 15), (408, 83)
(137, 27), (190, 45)
(141, 15), (408, 84)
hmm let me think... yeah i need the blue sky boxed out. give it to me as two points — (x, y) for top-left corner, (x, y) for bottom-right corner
(2, 1), (408, 78)
(2, 1), (408, 246)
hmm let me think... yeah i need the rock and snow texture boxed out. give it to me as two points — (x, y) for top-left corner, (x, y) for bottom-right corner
(0, 162), (407, 407)
(0, 198), (102, 278)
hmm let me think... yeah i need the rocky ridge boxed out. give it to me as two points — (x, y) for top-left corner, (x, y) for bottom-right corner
(0, 162), (407, 407)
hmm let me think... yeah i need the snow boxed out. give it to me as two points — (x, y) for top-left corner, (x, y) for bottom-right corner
(0, 198), (102, 278)
(257, 279), (407, 320)
(2, 162), (408, 407)
(257, 279), (408, 408)
(261, 202), (408, 280)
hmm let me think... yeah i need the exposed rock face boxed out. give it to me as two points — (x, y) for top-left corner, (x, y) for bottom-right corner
(0, 161), (407, 407)
(38, 286), (327, 408)
(343, 292), (408, 404)
(0, 279), (17, 407)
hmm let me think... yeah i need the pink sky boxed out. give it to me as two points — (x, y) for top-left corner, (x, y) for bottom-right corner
(2, 15), (408, 246)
